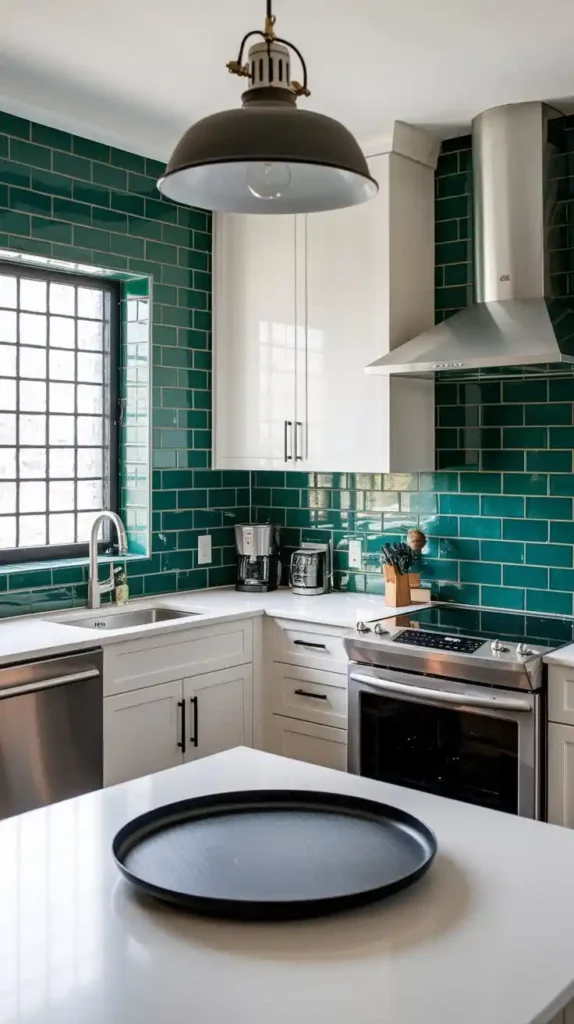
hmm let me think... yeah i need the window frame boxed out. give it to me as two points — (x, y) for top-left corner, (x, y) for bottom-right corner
(0, 262), (121, 566)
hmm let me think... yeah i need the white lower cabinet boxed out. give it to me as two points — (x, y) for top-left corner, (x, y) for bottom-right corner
(548, 723), (574, 827)
(183, 665), (252, 762)
(103, 680), (184, 786)
(268, 715), (347, 772)
(104, 666), (253, 786)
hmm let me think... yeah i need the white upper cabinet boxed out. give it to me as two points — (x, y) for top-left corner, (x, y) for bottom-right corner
(213, 123), (439, 472)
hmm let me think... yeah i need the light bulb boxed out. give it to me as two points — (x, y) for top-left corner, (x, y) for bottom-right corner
(246, 162), (291, 200)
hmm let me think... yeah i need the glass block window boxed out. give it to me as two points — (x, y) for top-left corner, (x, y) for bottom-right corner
(0, 264), (119, 563)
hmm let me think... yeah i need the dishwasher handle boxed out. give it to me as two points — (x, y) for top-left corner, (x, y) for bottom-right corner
(0, 668), (100, 700)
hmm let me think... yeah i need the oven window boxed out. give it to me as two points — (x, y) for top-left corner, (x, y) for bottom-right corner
(360, 693), (519, 814)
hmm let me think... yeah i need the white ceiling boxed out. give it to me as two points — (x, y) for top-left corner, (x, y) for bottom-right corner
(1, 0), (574, 160)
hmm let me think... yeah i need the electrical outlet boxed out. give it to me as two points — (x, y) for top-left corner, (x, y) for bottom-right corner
(349, 539), (362, 569)
(197, 534), (212, 565)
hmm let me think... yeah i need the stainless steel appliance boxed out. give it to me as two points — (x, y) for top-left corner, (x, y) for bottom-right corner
(345, 606), (574, 820)
(0, 649), (103, 820)
(289, 542), (332, 596)
(235, 523), (281, 593)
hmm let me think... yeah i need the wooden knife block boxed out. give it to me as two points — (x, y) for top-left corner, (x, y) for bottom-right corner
(383, 565), (411, 608)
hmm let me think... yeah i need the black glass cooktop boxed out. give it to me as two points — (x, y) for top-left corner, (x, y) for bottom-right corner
(391, 605), (574, 650)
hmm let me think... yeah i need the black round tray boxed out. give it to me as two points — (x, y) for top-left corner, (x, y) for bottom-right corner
(113, 789), (437, 921)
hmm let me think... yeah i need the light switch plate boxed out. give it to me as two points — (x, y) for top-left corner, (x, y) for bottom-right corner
(197, 534), (212, 564)
(349, 539), (362, 569)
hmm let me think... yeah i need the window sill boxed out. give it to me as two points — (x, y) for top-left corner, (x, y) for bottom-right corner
(0, 553), (149, 576)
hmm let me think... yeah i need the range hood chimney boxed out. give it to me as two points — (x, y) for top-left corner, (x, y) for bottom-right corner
(366, 102), (574, 377)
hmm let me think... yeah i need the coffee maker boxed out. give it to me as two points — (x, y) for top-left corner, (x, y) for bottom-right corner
(235, 524), (281, 593)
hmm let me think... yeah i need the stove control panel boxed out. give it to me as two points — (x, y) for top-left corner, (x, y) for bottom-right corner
(393, 629), (484, 654)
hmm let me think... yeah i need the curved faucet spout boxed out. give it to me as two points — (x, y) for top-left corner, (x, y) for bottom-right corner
(88, 511), (128, 609)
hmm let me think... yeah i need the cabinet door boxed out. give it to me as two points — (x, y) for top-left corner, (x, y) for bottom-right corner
(302, 152), (434, 472)
(103, 680), (183, 786)
(268, 714), (347, 771)
(548, 723), (574, 827)
(214, 213), (297, 469)
(183, 665), (253, 762)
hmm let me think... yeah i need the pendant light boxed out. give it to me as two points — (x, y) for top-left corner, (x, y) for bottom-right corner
(157, 0), (378, 214)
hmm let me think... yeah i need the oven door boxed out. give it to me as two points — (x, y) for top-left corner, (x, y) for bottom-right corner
(347, 665), (542, 818)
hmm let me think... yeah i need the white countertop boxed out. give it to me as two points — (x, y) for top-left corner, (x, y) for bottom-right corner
(545, 643), (574, 668)
(0, 587), (426, 667)
(1, 746), (573, 1024)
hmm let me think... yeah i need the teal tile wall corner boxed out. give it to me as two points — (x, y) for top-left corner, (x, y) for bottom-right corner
(256, 122), (574, 616)
(0, 109), (244, 617)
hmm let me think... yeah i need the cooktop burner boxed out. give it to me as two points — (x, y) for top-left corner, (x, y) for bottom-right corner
(392, 629), (484, 653)
(385, 605), (574, 651)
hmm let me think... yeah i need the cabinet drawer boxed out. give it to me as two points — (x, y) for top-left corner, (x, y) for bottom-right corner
(104, 620), (252, 696)
(548, 665), (574, 725)
(267, 618), (348, 672)
(270, 663), (347, 728)
(268, 715), (347, 772)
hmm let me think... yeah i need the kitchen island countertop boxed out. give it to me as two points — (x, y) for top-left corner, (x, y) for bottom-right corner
(1, 745), (574, 1024)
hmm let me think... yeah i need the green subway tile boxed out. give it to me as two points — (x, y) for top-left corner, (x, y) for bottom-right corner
(460, 561), (501, 585)
(504, 427), (548, 448)
(146, 240), (178, 265)
(526, 496), (572, 519)
(8, 568), (53, 590)
(128, 172), (158, 197)
(52, 197), (91, 225)
(73, 137), (110, 162)
(177, 409), (207, 428)
(152, 489), (177, 511)
(10, 186), (51, 215)
(502, 473), (548, 495)
(460, 381), (501, 404)
(459, 517), (502, 539)
(400, 492), (438, 514)
(194, 270), (211, 292)
(526, 542), (573, 567)
(435, 380), (458, 404)
(435, 284), (470, 310)
(421, 558), (459, 580)
(111, 190), (145, 216)
(110, 233), (145, 259)
(438, 404), (478, 427)
(146, 157), (165, 179)
(460, 427), (500, 449)
(439, 493), (479, 515)
(481, 585), (525, 611)
(161, 305), (194, 329)
(459, 472), (501, 494)
(503, 564), (548, 589)
(145, 198), (178, 223)
(129, 216), (162, 241)
(10, 138), (51, 169)
(31, 123), (71, 150)
(419, 471), (459, 492)
(73, 225), (110, 251)
(51, 243), (92, 263)
(177, 489), (208, 509)
(0, 112), (30, 139)
(154, 283), (178, 306)
(207, 488), (238, 508)
(550, 474), (574, 495)
(526, 450), (572, 472)
(433, 582), (480, 605)
(31, 216), (72, 243)
(254, 471), (285, 488)
(482, 539), (524, 563)
(194, 229), (211, 252)
(179, 247), (209, 270)
(421, 515), (459, 537)
(503, 379), (548, 403)
(482, 404), (523, 426)
(163, 224), (190, 248)
(178, 287), (209, 310)
(549, 427), (574, 448)
(31, 168), (71, 198)
(178, 207), (209, 231)
(0, 209), (29, 235)
(177, 368), (207, 389)
(526, 403), (572, 426)
(161, 345), (193, 367)
(110, 147), (146, 174)
(144, 572), (178, 596)
(436, 151), (459, 175)
(481, 495), (524, 517)
(549, 378), (574, 401)
(194, 428), (211, 448)
(0, 158), (30, 188)
(92, 162), (127, 190)
(52, 150), (91, 180)
(550, 520), (574, 544)
(448, 538), (480, 560)
(550, 568), (574, 591)
(526, 590), (573, 616)
(503, 518), (548, 542)
(162, 265), (194, 288)
(481, 450), (525, 471)
(435, 195), (469, 221)
(52, 565), (85, 585)
(91, 207), (128, 232)
(14, 236), (51, 256)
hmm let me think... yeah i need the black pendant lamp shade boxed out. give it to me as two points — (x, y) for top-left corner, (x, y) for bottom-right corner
(157, 4), (378, 214)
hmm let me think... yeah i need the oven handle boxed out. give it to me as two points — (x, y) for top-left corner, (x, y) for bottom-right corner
(349, 673), (533, 712)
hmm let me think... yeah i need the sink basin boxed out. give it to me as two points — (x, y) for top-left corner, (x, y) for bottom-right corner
(57, 607), (200, 630)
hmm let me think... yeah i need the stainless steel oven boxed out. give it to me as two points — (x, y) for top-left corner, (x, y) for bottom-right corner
(348, 665), (542, 818)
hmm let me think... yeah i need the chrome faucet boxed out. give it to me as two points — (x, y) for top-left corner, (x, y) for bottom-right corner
(87, 511), (129, 609)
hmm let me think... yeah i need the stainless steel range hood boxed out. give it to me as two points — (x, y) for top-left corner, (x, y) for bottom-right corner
(366, 102), (574, 378)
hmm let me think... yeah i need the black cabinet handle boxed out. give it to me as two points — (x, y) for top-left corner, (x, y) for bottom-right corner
(190, 695), (198, 747)
(294, 639), (327, 650)
(177, 699), (186, 754)
(284, 420), (293, 462)
(294, 688), (328, 701)
(295, 421), (304, 461)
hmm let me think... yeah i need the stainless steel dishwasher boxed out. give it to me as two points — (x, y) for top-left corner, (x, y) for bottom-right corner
(0, 648), (103, 819)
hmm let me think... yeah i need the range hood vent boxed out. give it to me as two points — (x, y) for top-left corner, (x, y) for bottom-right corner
(367, 102), (574, 378)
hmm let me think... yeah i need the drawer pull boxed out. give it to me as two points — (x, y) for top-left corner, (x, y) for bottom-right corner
(293, 640), (327, 650)
(294, 688), (328, 701)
